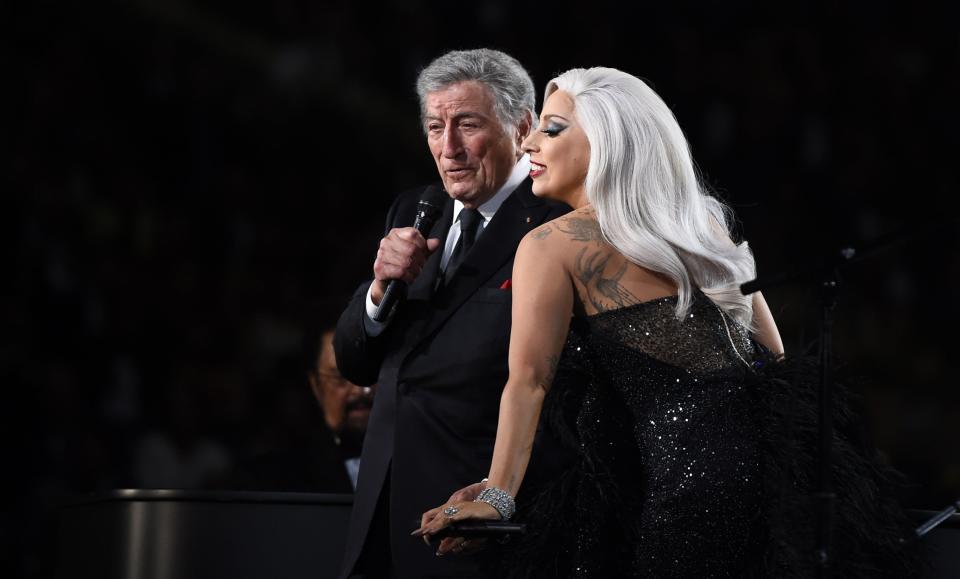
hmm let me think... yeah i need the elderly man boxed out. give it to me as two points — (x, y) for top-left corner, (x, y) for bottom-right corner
(334, 49), (570, 579)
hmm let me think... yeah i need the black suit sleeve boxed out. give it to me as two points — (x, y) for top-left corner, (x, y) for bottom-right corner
(332, 195), (404, 387)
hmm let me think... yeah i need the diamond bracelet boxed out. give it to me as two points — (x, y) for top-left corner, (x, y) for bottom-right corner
(474, 486), (516, 520)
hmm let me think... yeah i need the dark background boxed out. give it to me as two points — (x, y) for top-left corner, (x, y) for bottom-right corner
(8, 1), (959, 577)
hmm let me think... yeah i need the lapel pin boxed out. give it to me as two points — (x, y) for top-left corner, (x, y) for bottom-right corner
(525, 217), (531, 223)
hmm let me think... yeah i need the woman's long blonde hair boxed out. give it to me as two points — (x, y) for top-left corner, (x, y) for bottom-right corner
(549, 67), (756, 326)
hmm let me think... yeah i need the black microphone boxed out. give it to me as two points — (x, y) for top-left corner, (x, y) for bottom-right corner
(372, 185), (447, 322)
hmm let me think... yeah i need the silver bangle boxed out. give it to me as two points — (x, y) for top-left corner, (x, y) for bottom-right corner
(475, 486), (515, 520)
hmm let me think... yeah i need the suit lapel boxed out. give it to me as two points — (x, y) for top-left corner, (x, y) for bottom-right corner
(411, 180), (551, 347)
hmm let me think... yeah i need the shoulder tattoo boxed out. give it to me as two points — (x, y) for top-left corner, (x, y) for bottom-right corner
(573, 247), (643, 312)
(556, 217), (604, 244)
(530, 224), (553, 240)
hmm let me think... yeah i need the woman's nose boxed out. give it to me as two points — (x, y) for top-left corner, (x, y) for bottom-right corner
(521, 131), (539, 153)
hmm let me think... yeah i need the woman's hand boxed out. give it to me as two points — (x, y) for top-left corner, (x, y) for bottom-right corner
(447, 480), (486, 503)
(412, 500), (500, 555)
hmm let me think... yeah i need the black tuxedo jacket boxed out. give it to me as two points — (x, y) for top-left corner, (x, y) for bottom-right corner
(334, 179), (570, 579)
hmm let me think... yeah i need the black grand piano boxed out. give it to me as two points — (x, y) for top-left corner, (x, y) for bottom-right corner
(56, 490), (352, 579)
(55, 490), (958, 578)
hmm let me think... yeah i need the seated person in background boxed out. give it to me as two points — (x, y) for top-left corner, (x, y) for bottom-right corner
(310, 327), (375, 489)
(221, 324), (374, 493)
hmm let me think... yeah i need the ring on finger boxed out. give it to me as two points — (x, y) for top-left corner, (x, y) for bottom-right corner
(443, 505), (460, 517)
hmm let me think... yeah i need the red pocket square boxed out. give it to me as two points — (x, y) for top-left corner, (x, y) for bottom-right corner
(499, 279), (512, 290)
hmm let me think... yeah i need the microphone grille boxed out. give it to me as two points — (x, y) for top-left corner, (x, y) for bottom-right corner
(419, 185), (448, 207)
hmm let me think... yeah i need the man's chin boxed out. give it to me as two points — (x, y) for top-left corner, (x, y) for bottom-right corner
(345, 412), (370, 432)
(443, 182), (480, 202)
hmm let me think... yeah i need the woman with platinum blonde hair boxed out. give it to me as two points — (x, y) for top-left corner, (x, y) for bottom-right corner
(416, 68), (914, 577)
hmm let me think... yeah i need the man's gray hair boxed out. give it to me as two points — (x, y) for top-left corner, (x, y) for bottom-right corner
(416, 48), (537, 133)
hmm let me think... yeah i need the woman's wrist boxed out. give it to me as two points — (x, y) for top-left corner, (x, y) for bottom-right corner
(474, 486), (516, 520)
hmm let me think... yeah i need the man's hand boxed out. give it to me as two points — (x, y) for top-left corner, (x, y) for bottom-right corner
(371, 227), (442, 305)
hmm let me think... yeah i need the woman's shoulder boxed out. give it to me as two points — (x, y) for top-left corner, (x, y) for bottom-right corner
(522, 206), (603, 250)
(518, 207), (617, 279)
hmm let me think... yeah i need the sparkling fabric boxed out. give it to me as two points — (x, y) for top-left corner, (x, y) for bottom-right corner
(490, 292), (919, 579)
(509, 292), (762, 578)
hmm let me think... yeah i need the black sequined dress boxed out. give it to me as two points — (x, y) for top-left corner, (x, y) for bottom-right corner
(494, 293), (916, 578)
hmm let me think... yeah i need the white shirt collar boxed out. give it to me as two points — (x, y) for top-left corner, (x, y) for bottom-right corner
(452, 154), (530, 225)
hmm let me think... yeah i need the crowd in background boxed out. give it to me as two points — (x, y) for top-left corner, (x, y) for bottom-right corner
(8, 2), (959, 577)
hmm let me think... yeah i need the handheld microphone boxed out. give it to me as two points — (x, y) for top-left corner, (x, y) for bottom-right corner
(372, 185), (447, 322)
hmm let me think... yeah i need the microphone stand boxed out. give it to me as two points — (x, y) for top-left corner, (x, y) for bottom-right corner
(740, 226), (921, 578)
(814, 273), (838, 579)
(914, 499), (960, 539)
